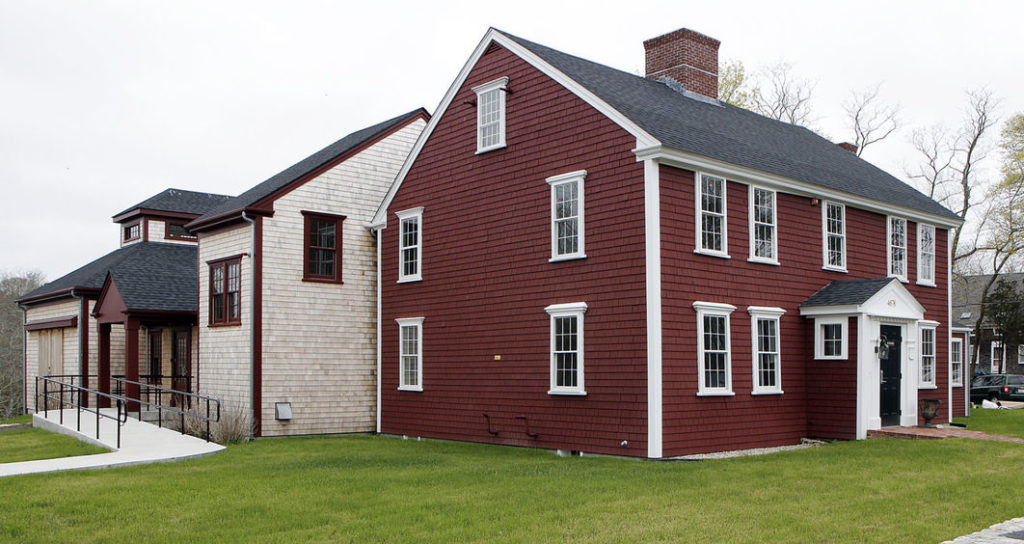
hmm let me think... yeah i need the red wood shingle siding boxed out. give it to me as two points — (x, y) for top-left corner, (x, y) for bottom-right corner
(380, 45), (650, 456)
(659, 166), (951, 455)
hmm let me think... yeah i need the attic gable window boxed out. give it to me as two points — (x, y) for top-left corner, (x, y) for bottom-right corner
(397, 207), (423, 283)
(887, 216), (907, 282)
(696, 173), (729, 258)
(917, 223), (936, 286)
(123, 222), (141, 243)
(302, 211), (345, 284)
(473, 77), (508, 153)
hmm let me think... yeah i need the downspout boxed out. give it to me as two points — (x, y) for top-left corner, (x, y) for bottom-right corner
(373, 226), (382, 434)
(241, 212), (257, 439)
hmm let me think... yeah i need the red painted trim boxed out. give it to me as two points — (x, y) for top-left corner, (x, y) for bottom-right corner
(17, 288), (100, 306)
(124, 318), (140, 412)
(24, 316), (78, 331)
(112, 209), (202, 223)
(207, 256), (242, 326)
(253, 215), (264, 437)
(143, 218), (149, 242)
(98, 323), (111, 408)
(186, 207), (273, 233)
(301, 211), (346, 284)
(79, 298), (89, 408)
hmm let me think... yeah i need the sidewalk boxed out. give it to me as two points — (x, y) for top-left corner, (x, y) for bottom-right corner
(942, 517), (1024, 544)
(0, 409), (224, 477)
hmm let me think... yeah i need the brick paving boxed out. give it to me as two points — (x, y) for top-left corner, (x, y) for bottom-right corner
(867, 426), (1024, 443)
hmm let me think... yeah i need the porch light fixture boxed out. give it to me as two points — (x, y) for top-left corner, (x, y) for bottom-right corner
(876, 335), (892, 360)
(274, 402), (292, 421)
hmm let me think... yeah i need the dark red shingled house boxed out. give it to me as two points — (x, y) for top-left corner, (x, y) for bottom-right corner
(370, 27), (963, 458)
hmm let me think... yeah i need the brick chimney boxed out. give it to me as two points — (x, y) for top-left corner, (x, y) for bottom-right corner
(837, 142), (859, 154)
(644, 28), (720, 99)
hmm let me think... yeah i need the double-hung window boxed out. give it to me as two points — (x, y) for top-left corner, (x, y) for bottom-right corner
(209, 256), (242, 326)
(814, 317), (848, 360)
(123, 221), (141, 243)
(696, 173), (728, 257)
(749, 307), (785, 394)
(991, 341), (1003, 373)
(919, 324), (936, 387)
(396, 318), (423, 391)
(823, 201), (846, 271)
(547, 170), (586, 261)
(917, 223), (936, 286)
(473, 77), (508, 153)
(396, 207), (423, 282)
(951, 338), (963, 387)
(888, 216), (907, 281)
(694, 301), (735, 396)
(303, 211), (345, 283)
(545, 302), (587, 395)
(749, 186), (777, 264)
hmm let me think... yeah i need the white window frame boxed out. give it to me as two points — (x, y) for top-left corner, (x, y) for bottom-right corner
(749, 306), (785, 395)
(887, 216), (908, 282)
(919, 324), (937, 388)
(396, 317), (424, 392)
(396, 207), (423, 283)
(695, 173), (729, 259)
(473, 77), (509, 153)
(814, 316), (848, 360)
(693, 301), (736, 396)
(822, 201), (847, 272)
(547, 170), (587, 262)
(545, 302), (587, 396)
(991, 340), (1003, 373)
(748, 186), (778, 265)
(951, 337), (964, 387)
(1018, 344), (1024, 359)
(917, 223), (936, 287)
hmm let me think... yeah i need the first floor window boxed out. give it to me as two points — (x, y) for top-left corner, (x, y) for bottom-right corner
(694, 301), (736, 395)
(814, 317), (848, 360)
(396, 207), (423, 282)
(545, 302), (587, 395)
(920, 326), (936, 387)
(303, 211), (345, 283)
(888, 216), (907, 281)
(917, 223), (936, 286)
(396, 317), (424, 391)
(749, 307), (785, 394)
(697, 173), (728, 256)
(992, 341), (1003, 373)
(209, 257), (242, 325)
(749, 187), (777, 263)
(951, 338), (963, 386)
(547, 170), (587, 260)
(823, 201), (846, 270)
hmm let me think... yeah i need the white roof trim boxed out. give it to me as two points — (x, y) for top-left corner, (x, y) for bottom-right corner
(369, 28), (659, 229)
(799, 279), (926, 320)
(635, 145), (963, 229)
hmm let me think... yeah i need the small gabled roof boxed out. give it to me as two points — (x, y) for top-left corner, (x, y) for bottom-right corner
(189, 109), (428, 231)
(112, 188), (233, 221)
(18, 242), (196, 309)
(801, 278), (897, 308)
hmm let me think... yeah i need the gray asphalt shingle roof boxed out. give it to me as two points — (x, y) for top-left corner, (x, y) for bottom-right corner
(503, 32), (960, 221)
(801, 278), (896, 308)
(19, 242), (197, 312)
(193, 109), (427, 225)
(113, 188), (233, 218)
(952, 273), (1024, 328)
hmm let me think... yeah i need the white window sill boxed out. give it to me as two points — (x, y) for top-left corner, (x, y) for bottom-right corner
(696, 390), (735, 397)
(916, 281), (936, 288)
(918, 385), (938, 390)
(822, 266), (848, 273)
(694, 249), (731, 260)
(547, 390), (587, 397)
(751, 390), (784, 396)
(747, 257), (780, 266)
(397, 276), (422, 284)
(475, 143), (506, 155)
(815, 356), (848, 361)
(398, 386), (423, 392)
(952, 384), (963, 388)
(549, 254), (586, 263)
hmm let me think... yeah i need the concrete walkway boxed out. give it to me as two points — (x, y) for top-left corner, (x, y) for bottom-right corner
(0, 409), (224, 477)
(942, 517), (1024, 544)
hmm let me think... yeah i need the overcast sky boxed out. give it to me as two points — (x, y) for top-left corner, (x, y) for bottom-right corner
(2, 0), (1022, 281)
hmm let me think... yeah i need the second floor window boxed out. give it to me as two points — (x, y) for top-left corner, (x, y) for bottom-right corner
(697, 173), (728, 256)
(396, 208), (423, 282)
(917, 224), (936, 286)
(303, 211), (345, 283)
(209, 257), (241, 326)
(473, 77), (509, 153)
(823, 202), (846, 271)
(888, 216), (907, 281)
(749, 187), (777, 263)
(547, 170), (586, 261)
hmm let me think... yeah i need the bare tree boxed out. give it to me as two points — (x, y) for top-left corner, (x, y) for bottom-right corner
(0, 270), (45, 420)
(844, 84), (899, 157)
(750, 62), (816, 126)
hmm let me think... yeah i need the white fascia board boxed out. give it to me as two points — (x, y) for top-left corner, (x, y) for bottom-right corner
(370, 28), (660, 228)
(633, 146), (963, 230)
(799, 304), (859, 317)
(951, 327), (973, 333)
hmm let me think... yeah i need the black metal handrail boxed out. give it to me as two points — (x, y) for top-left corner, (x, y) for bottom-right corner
(35, 376), (128, 448)
(112, 375), (192, 407)
(111, 377), (220, 441)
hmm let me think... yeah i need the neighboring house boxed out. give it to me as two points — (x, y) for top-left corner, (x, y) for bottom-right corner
(953, 273), (1024, 377)
(18, 189), (233, 411)
(186, 109), (428, 437)
(371, 28), (962, 458)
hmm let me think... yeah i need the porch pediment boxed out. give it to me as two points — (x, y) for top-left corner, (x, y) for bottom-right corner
(799, 278), (925, 320)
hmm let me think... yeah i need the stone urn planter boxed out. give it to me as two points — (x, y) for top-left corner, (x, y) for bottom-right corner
(919, 398), (941, 427)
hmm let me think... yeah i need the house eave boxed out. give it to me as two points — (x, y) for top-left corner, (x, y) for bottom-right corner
(187, 207), (273, 233)
(17, 287), (100, 306)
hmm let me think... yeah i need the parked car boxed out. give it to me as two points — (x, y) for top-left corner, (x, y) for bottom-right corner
(970, 374), (1024, 403)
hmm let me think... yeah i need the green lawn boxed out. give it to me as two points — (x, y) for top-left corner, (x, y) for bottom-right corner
(0, 435), (1020, 543)
(955, 406), (1024, 438)
(0, 426), (109, 464)
(1, 414), (32, 425)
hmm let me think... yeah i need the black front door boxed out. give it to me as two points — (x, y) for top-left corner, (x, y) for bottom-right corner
(879, 325), (902, 426)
